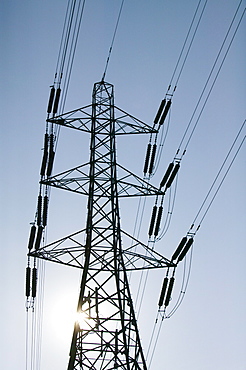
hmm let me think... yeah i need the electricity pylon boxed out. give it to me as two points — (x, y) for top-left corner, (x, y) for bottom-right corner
(29, 80), (174, 369)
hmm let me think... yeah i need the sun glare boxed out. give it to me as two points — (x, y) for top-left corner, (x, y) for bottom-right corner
(75, 311), (92, 330)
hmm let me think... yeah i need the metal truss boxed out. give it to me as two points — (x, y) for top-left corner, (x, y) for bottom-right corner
(41, 162), (164, 198)
(47, 104), (157, 135)
(30, 81), (173, 369)
(30, 227), (174, 271)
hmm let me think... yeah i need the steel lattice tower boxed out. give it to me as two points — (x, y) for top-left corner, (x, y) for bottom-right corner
(29, 81), (174, 369)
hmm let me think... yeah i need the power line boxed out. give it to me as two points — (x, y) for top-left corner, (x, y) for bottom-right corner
(25, 1), (245, 368)
(190, 120), (245, 230)
(142, 0), (209, 183)
(59, 0), (87, 114)
(177, 0), (245, 154)
(172, 0), (208, 90)
(195, 130), (245, 231)
(166, 247), (193, 318)
(147, 119), (245, 358)
(102, 0), (125, 81)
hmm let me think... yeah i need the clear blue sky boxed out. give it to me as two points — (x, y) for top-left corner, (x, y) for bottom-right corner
(1, 1), (245, 369)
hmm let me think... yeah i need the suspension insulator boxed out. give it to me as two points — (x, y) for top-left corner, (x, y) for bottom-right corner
(35, 226), (43, 250)
(171, 236), (187, 261)
(177, 238), (194, 262)
(148, 144), (157, 174)
(47, 86), (55, 113)
(164, 277), (175, 307)
(154, 99), (166, 125)
(148, 205), (157, 237)
(158, 277), (168, 307)
(37, 195), (42, 226)
(49, 133), (54, 150)
(47, 134), (55, 177)
(53, 87), (61, 114)
(28, 225), (36, 250)
(154, 206), (163, 237)
(43, 195), (48, 227)
(46, 150), (55, 177)
(40, 133), (49, 176)
(165, 163), (180, 189)
(160, 162), (174, 188)
(25, 266), (31, 297)
(32, 267), (37, 298)
(48, 133), (54, 155)
(40, 150), (48, 177)
(159, 100), (171, 126)
(143, 144), (151, 174)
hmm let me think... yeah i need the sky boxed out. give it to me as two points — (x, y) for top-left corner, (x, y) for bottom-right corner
(0, 1), (245, 369)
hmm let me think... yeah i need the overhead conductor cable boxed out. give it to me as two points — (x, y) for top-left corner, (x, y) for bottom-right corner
(146, 3), (246, 366)
(164, 121), (245, 323)
(177, 1), (245, 156)
(102, 0), (125, 81)
(145, 0), (207, 179)
(26, 2), (87, 369)
(191, 120), (245, 231)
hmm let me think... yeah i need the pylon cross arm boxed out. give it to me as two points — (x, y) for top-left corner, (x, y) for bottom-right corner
(29, 227), (175, 270)
(41, 163), (164, 197)
(47, 104), (157, 135)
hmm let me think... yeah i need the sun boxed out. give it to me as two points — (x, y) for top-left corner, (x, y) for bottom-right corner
(75, 311), (92, 330)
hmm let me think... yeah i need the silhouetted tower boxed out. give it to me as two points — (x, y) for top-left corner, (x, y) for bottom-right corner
(29, 80), (173, 369)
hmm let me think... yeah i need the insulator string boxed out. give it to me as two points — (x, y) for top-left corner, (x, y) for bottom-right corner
(25, 1), (245, 367)
(145, 0), (243, 204)
(166, 247), (193, 318)
(155, 174), (178, 241)
(151, 108), (172, 176)
(146, 121), (245, 358)
(143, 0), (209, 177)
(155, 122), (245, 320)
